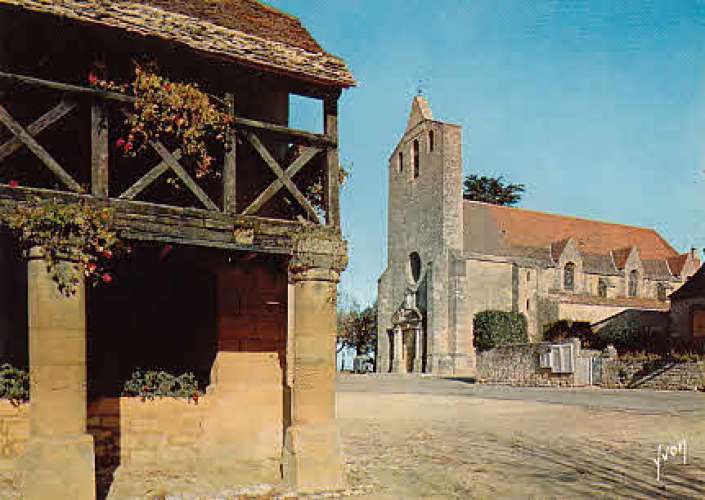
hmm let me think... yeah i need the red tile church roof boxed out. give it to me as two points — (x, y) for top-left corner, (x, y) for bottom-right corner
(465, 201), (678, 261)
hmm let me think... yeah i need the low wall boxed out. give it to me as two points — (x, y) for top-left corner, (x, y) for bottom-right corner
(0, 352), (286, 498)
(476, 343), (575, 387)
(601, 359), (705, 390)
(0, 402), (28, 498)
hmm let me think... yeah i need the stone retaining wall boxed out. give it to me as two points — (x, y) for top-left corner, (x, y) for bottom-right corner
(477, 341), (705, 391)
(476, 342), (575, 387)
(601, 359), (705, 390)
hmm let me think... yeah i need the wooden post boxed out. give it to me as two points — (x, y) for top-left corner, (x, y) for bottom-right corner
(223, 93), (237, 214)
(91, 102), (109, 198)
(323, 93), (341, 228)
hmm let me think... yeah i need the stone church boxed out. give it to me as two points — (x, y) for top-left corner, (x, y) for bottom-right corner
(376, 96), (700, 375)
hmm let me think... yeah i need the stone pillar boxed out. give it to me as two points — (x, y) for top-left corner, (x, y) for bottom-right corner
(413, 326), (423, 373)
(20, 248), (95, 500)
(283, 266), (346, 493)
(392, 326), (403, 373)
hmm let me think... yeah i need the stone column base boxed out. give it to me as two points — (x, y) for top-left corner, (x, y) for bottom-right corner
(283, 424), (346, 493)
(20, 434), (95, 500)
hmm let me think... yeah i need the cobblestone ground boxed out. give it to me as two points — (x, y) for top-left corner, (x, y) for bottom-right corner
(2, 377), (704, 499)
(337, 375), (705, 499)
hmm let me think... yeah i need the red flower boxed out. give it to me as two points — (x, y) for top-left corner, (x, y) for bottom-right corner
(8, 180), (19, 189)
(102, 249), (113, 259)
(87, 262), (97, 273)
(115, 138), (126, 151)
(101, 273), (113, 284)
(124, 142), (133, 153)
(88, 72), (98, 86)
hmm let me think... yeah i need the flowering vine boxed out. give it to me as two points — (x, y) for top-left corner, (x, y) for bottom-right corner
(89, 62), (232, 182)
(0, 197), (128, 295)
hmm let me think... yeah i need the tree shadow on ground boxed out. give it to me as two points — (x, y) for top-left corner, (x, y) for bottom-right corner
(491, 436), (705, 499)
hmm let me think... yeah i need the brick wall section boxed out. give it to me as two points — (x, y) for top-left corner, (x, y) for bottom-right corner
(476, 343), (575, 387)
(601, 359), (705, 390)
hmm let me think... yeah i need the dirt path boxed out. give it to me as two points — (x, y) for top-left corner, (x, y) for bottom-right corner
(338, 383), (705, 499)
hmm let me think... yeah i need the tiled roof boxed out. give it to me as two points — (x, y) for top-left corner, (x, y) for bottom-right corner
(643, 259), (672, 280)
(464, 201), (679, 261)
(1, 0), (356, 88)
(667, 254), (689, 277)
(582, 253), (619, 276)
(550, 238), (570, 262)
(554, 293), (669, 311)
(611, 247), (633, 270)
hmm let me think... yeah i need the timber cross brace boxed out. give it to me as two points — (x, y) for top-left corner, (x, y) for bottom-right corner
(0, 71), (343, 233)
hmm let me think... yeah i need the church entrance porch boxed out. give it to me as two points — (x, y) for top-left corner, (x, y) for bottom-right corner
(389, 290), (424, 374)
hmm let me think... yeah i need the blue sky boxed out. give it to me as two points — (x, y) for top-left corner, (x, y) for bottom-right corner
(267, 0), (705, 306)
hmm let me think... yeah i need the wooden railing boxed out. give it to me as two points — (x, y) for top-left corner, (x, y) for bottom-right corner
(0, 71), (340, 227)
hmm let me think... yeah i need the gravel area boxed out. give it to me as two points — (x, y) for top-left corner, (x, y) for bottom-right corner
(337, 375), (705, 498)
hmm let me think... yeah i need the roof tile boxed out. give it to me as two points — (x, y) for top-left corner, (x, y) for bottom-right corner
(2, 0), (356, 87)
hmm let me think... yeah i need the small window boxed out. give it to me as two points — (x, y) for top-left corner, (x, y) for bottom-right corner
(526, 299), (530, 311)
(657, 282), (668, 301)
(428, 130), (434, 152)
(598, 278), (608, 298)
(628, 270), (639, 297)
(526, 271), (531, 282)
(409, 252), (421, 283)
(413, 139), (420, 178)
(398, 151), (404, 173)
(564, 262), (575, 291)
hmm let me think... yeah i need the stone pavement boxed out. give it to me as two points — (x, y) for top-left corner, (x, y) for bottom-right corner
(336, 374), (705, 499)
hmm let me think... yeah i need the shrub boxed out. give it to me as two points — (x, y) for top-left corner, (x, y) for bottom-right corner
(594, 319), (643, 353)
(0, 364), (29, 405)
(543, 320), (593, 345)
(473, 310), (528, 351)
(122, 369), (201, 403)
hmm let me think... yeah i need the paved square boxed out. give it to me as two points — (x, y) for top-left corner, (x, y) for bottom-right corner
(337, 375), (705, 499)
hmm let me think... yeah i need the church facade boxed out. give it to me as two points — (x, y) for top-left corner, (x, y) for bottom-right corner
(376, 97), (700, 375)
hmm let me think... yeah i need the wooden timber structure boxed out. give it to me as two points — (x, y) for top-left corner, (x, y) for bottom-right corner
(0, 1), (355, 498)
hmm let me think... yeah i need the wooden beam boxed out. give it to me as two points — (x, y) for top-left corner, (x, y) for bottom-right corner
(324, 95), (340, 228)
(223, 93), (237, 214)
(91, 103), (109, 197)
(0, 104), (83, 192)
(118, 150), (182, 200)
(246, 132), (320, 223)
(242, 146), (321, 216)
(234, 116), (334, 147)
(149, 140), (220, 211)
(0, 71), (135, 104)
(0, 100), (76, 163)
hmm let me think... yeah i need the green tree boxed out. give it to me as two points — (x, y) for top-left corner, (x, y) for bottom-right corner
(463, 174), (525, 206)
(337, 298), (377, 357)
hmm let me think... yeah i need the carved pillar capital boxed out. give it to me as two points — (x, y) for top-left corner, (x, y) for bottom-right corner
(289, 266), (339, 284)
(289, 227), (347, 279)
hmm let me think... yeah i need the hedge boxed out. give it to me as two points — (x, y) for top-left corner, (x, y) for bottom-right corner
(122, 369), (202, 403)
(473, 310), (528, 351)
(0, 364), (29, 405)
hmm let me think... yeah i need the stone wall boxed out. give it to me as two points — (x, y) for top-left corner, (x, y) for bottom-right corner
(601, 359), (705, 391)
(476, 343), (575, 387)
(0, 402), (28, 498)
(0, 401), (29, 466)
(0, 352), (286, 497)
